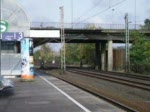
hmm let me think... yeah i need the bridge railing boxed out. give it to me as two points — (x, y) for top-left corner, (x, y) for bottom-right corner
(31, 22), (150, 30)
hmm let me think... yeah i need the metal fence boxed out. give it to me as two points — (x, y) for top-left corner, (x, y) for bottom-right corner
(31, 22), (150, 30)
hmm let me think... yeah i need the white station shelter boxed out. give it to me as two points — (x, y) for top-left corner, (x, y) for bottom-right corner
(0, 0), (60, 81)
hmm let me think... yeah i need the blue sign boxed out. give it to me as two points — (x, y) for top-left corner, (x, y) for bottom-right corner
(1, 32), (24, 41)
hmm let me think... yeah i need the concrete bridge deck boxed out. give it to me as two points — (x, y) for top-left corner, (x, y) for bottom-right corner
(30, 22), (150, 47)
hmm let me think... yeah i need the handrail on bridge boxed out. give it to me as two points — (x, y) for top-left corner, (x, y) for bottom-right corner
(31, 22), (150, 30)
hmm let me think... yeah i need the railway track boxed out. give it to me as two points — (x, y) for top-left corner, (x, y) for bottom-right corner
(67, 69), (150, 91)
(38, 69), (150, 112)
(87, 69), (150, 81)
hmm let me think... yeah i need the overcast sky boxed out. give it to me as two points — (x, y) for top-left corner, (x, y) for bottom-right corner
(15, 0), (150, 51)
(16, 0), (150, 24)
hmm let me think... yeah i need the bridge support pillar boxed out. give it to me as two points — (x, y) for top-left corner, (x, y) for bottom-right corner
(107, 40), (113, 71)
(95, 42), (101, 70)
(101, 42), (106, 71)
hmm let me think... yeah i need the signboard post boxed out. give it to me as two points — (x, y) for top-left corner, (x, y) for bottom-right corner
(1, 32), (24, 41)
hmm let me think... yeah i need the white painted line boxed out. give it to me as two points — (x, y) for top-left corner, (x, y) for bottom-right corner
(38, 74), (91, 112)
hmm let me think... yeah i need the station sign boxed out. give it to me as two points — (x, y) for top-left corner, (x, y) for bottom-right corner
(0, 20), (9, 33)
(1, 32), (24, 41)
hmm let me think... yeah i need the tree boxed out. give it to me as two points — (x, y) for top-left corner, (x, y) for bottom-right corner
(65, 44), (80, 64)
(78, 43), (95, 66)
(65, 43), (95, 67)
(34, 44), (55, 67)
(85, 23), (96, 29)
(130, 31), (150, 73)
(144, 19), (150, 27)
(141, 18), (150, 30)
(40, 44), (53, 62)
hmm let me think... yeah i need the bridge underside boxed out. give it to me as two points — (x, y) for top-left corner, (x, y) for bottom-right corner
(33, 29), (128, 47)
(33, 28), (150, 47)
(33, 36), (125, 47)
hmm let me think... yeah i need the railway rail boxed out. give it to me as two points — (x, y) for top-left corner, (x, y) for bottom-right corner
(87, 69), (150, 81)
(67, 69), (150, 91)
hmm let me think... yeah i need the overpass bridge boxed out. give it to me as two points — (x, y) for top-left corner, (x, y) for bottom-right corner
(31, 22), (150, 71)
(30, 22), (150, 47)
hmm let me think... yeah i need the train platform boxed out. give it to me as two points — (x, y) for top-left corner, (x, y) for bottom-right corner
(0, 73), (125, 112)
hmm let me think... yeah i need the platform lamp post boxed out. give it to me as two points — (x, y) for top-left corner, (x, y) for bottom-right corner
(60, 6), (66, 72)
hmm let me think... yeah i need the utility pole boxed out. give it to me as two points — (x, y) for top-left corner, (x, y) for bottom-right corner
(134, 0), (136, 29)
(71, 0), (73, 28)
(124, 13), (130, 72)
(0, 0), (2, 76)
(60, 6), (66, 72)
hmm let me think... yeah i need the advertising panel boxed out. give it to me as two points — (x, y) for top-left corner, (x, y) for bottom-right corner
(21, 38), (34, 81)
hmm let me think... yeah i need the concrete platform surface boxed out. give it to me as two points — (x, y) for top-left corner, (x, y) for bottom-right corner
(0, 73), (126, 112)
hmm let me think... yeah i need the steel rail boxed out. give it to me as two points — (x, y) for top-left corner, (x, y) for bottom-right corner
(68, 69), (150, 85)
(67, 69), (150, 91)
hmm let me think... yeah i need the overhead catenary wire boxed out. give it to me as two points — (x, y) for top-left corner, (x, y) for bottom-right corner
(135, 18), (150, 23)
(74, 0), (104, 23)
(75, 0), (127, 24)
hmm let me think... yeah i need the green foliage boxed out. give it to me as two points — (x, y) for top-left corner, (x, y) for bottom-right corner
(144, 19), (150, 29)
(130, 31), (150, 73)
(85, 23), (96, 29)
(65, 44), (80, 64)
(141, 18), (150, 30)
(85, 23), (101, 29)
(34, 44), (54, 64)
(65, 43), (95, 65)
(78, 43), (95, 65)
(34, 50), (41, 61)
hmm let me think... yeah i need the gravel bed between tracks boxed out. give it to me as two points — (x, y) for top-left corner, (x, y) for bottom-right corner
(72, 69), (150, 85)
(40, 69), (150, 112)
